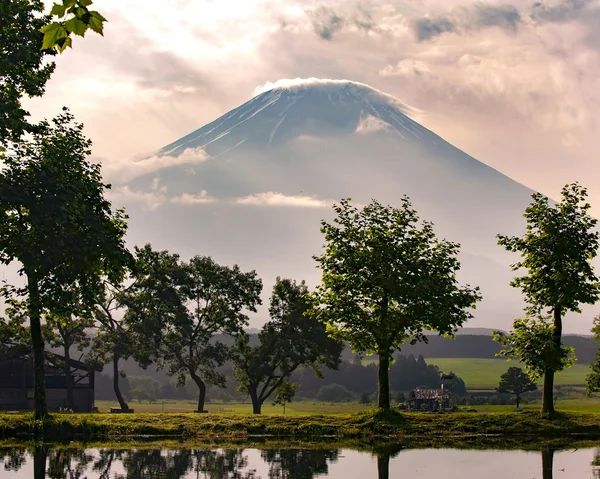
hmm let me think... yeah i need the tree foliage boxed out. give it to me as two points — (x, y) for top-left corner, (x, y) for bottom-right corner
(496, 183), (599, 415)
(0, 109), (131, 417)
(311, 198), (481, 409)
(0, 0), (56, 145)
(233, 278), (342, 414)
(42, 0), (107, 53)
(586, 314), (600, 395)
(272, 381), (298, 415)
(125, 245), (262, 412)
(497, 366), (538, 408)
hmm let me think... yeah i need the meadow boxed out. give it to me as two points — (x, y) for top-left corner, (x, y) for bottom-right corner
(363, 357), (592, 390)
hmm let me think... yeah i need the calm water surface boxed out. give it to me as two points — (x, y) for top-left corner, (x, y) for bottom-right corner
(2, 446), (599, 478)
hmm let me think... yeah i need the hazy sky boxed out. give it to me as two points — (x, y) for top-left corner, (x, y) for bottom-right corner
(27, 0), (599, 206)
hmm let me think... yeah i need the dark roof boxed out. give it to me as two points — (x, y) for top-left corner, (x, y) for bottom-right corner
(409, 388), (451, 400)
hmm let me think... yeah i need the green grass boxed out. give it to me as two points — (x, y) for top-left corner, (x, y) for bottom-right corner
(3, 409), (600, 442)
(93, 400), (372, 415)
(362, 357), (592, 389)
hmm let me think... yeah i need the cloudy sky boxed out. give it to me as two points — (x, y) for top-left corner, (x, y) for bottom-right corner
(25, 0), (599, 207)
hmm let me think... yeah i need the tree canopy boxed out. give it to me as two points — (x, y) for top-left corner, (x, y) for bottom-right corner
(124, 245), (262, 412)
(496, 183), (600, 415)
(0, 0), (56, 145)
(311, 198), (481, 409)
(0, 109), (131, 417)
(497, 366), (538, 409)
(233, 277), (342, 414)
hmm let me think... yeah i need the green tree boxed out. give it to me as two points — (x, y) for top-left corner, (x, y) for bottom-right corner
(0, 109), (131, 418)
(586, 314), (600, 395)
(316, 383), (354, 402)
(272, 381), (298, 415)
(42, 0), (107, 53)
(91, 282), (153, 412)
(43, 313), (94, 411)
(233, 277), (342, 414)
(311, 198), (481, 409)
(496, 183), (600, 415)
(359, 391), (372, 404)
(125, 246), (262, 412)
(127, 375), (160, 404)
(0, 0), (56, 145)
(496, 366), (538, 408)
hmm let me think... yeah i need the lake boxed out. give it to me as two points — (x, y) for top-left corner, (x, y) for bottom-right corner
(1, 445), (599, 478)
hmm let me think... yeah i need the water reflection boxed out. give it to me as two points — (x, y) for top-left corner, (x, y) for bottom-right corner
(1, 445), (599, 478)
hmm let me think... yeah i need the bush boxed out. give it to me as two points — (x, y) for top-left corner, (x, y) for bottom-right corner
(317, 384), (355, 402)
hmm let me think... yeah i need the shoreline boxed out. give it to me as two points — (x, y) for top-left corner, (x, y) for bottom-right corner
(2, 410), (600, 443)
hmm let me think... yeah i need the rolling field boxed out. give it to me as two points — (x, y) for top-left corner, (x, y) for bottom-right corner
(429, 358), (591, 389)
(363, 357), (592, 389)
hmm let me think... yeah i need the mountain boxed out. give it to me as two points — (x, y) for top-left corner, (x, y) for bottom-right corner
(117, 78), (537, 330)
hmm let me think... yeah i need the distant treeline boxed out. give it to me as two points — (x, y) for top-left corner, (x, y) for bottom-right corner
(341, 334), (598, 364)
(95, 353), (467, 403)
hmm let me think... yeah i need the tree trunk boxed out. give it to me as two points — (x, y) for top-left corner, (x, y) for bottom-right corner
(112, 353), (129, 411)
(377, 352), (390, 410)
(33, 446), (48, 479)
(249, 385), (262, 414)
(64, 344), (74, 411)
(190, 372), (207, 412)
(541, 448), (554, 479)
(28, 275), (47, 419)
(377, 454), (390, 479)
(515, 394), (520, 409)
(542, 369), (555, 415)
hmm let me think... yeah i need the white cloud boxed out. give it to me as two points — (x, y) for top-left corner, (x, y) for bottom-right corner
(171, 191), (216, 205)
(355, 114), (391, 134)
(236, 192), (332, 208)
(103, 147), (209, 183)
(108, 186), (215, 211)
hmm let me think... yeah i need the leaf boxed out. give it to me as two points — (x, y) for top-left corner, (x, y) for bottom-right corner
(40, 22), (69, 51)
(78, 0), (93, 6)
(50, 3), (67, 17)
(64, 0), (77, 7)
(65, 17), (88, 36)
(56, 36), (73, 53)
(90, 10), (107, 22)
(88, 13), (106, 35)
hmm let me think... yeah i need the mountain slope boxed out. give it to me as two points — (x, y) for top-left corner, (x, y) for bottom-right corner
(118, 79), (537, 330)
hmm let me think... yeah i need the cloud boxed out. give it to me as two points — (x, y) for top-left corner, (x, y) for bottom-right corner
(306, 6), (345, 40)
(412, 4), (521, 41)
(103, 147), (209, 183)
(108, 186), (216, 211)
(171, 191), (215, 205)
(236, 192), (332, 208)
(413, 17), (456, 41)
(531, 0), (595, 23)
(355, 114), (391, 134)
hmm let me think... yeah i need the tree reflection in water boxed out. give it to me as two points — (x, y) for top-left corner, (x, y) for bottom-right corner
(261, 449), (339, 478)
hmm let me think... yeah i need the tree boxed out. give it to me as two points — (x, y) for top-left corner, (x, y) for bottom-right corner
(127, 376), (160, 404)
(41, 0), (107, 53)
(0, 0), (56, 145)
(359, 391), (372, 404)
(316, 383), (354, 402)
(497, 366), (538, 408)
(91, 282), (152, 412)
(125, 245), (262, 412)
(43, 313), (94, 411)
(233, 278), (342, 414)
(0, 109), (131, 418)
(272, 381), (297, 415)
(496, 183), (600, 415)
(311, 198), (481, 409)
(586, 314), (600, 395)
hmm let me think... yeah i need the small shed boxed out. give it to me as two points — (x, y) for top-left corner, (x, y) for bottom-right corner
(0, 352), (98, 412)
(407, 371), (456, 411)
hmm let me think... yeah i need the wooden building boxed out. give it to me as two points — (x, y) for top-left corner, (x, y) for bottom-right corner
(407, 372), (456, 411)
(0, 353), (97, 412)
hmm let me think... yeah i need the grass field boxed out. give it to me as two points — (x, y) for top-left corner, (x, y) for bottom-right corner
(362, 357), (592, 390)
(92, 398), (600, 414)
(94, 400), (373, 415)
